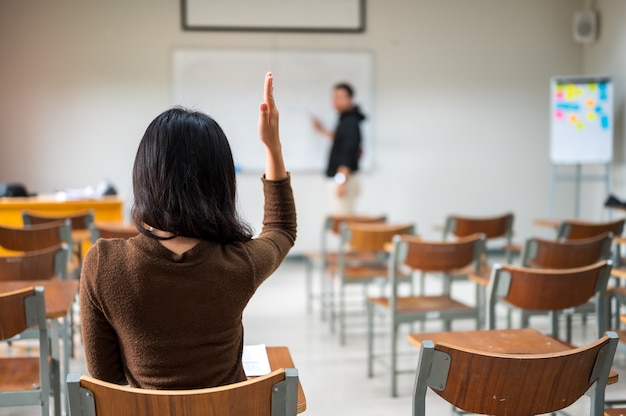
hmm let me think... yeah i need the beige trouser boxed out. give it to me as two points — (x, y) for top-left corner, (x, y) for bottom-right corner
(328, 173), (360, 215)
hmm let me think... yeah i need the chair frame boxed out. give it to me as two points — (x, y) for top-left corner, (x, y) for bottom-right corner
(367, 233), (486, 397)
(412, 332), (618, 416)
(0, 286), (60, 416)
(67, 368), (298, 416)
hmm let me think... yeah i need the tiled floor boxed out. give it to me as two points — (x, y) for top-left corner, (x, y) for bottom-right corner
(2, 257), (626, 415)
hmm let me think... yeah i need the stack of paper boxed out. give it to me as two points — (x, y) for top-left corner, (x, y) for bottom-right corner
(242, 344), (271, 376)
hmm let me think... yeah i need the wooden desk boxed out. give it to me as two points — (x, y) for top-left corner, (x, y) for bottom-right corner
(266, 346), (306, 414)
(533, 218), (560, 229)
(0, 196), (123, 227)
(0, 279), (79, 384)
(409, 328), (618, 384)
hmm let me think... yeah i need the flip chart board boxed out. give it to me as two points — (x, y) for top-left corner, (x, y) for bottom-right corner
(172, 49), (373, 172)
(550, 76), (613, 164)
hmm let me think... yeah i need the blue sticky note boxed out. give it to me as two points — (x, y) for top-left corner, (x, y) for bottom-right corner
(556, 103), (580, 111)
(596, 106), (602, 113)
(601, 116), (609, 129)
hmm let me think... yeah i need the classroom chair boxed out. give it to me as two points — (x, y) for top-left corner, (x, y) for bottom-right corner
(91, 223), (140, 240)
(0, 221), (71, 265)
(366, 233), (485, 397)
(0, 244), (69, 283)
(0, 287), (61, 416)
(442, 212), (518, 263)
(487, 261), (612, 340)
(412, 332), (618, 416)
(303, 214), (386, 317)
(519, 232), (613, 341)
(66, 368), (299, 416)
(22, 209), (95, 276)
(555, 218), (625, 240)
(328, 222), (414, 346)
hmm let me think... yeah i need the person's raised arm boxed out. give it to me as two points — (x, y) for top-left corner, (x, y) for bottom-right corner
(258, 72), (287, 180)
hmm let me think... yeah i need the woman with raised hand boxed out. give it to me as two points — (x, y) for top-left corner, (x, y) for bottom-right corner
(80, 72), (296, 389)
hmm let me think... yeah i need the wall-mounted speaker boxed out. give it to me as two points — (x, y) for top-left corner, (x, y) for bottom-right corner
(573, 10), (598, 44)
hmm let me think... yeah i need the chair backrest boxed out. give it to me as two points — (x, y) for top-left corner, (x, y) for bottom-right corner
(393, 233), (485, 274)
(486, 260), (612, 338)
(443, 212), (513, 241)
(0, 286), (52, 410)
(91, 223), (139, 241)
(22, 209), (95, 231)
(342, 222), (414, 252)
(522, 232), (613, 269)
(556, 218), (625, 240)
(412, 332), (618, 416)
(67, 368), (298, 416)
(0, 220), (72, 252)
(0, 286), (47, 340)
(0, 244), (68, 281)
(326, 214), (387, 235)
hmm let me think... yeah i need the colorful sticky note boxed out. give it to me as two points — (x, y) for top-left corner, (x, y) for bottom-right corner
(586, 99), (595, 107)
(589, 83), (597, 91)
(587, 112), (596, 121)
(569, 114), (578, 123)
(576, 122), (584, 130)
(601, 116), (609, 129)
(555, 110), (564, 120)
(556, 91), (564, 100)
(596, 106), (603, 113)
(566, 84), (575, 100)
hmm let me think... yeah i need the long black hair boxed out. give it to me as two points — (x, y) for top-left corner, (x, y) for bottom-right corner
(132, 107), (253, 243)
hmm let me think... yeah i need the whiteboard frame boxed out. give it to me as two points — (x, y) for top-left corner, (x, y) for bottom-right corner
(181, 0), (366, 33)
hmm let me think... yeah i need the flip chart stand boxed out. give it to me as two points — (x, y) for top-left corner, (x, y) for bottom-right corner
(548, 163), (610, 219)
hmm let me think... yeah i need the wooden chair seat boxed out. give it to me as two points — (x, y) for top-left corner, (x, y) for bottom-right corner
(0, 357), (40, 391)
(621, 315), (626, 325)
(339, 265), (406, 281)
(303, 251), (380, 264)
(367, 295), (473, 314)
(605, 409), (626, 416)
(611, 267), (626, 280)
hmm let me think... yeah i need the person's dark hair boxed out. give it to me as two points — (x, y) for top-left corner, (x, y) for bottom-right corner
(132, 107), (253, 244)
(334, 82), (354, 98)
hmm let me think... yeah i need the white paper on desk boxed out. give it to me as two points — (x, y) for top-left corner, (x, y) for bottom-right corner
(242, 344), (271, 376)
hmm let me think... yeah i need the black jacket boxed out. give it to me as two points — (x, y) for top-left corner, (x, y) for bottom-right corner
(325, 106), (366, 177)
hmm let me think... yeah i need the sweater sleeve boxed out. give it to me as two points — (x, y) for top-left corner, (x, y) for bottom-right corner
(242, 173), (297, 288)
(80, 243), (128, 385)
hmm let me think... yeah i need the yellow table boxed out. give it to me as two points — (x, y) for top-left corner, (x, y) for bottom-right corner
(0, 196), (123, 226)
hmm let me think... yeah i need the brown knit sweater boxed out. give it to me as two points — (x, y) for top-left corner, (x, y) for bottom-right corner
(80, 175), (296, 389)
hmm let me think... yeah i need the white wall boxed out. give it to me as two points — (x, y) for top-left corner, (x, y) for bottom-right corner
(0, 1), (587, 253)
(583, 0), (626, 218)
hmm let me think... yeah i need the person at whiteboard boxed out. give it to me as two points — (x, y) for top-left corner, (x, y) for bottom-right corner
(80, 73), (297, 389)
(312, 82), (366, 214)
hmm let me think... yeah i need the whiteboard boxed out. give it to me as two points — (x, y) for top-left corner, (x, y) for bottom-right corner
(172, 49), (373, 173)
(550, 76), (613, 164)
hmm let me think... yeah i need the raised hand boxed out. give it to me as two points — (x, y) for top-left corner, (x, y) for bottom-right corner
(258, 72), (286, 180)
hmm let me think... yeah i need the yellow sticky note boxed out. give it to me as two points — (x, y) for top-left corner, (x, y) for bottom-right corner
(576, 122), (584, 130)
(587, 113), (596, 121)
